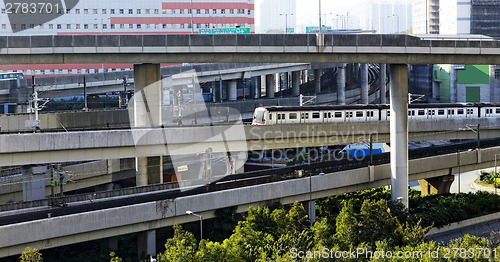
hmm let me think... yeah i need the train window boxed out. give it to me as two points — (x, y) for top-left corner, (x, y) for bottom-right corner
(312, 112), (320, 119)
(335, 112), (342, 118)
(324, 112), (328, 118)
(328, 112), (332, 118)
(457, 109), (464, 115)
(356, 111), (363, 117)
(497, 109), (500, 114)
(387, 111), (390, 117)
(438, 109), (445, 115)
(418, 110), (425, 116)
(367, 111), (374, 117)
(346, 112), (353, 118)
(467, 109), (473, 114)
(448, 109), (454, 115)
(269, 114), (273, 120)
(277, 114), (281, 120)
(289, 113), (297, 119)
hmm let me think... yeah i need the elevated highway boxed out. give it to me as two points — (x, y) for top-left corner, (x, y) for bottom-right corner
(0, 118), (498, 166)
(0, 141), (498, 257)
(0, 34), (498, 65)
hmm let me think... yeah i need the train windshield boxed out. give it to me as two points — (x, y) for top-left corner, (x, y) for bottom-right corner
(254, 109), (265, 123)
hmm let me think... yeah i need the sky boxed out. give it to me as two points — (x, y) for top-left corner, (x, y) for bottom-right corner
(255, 0), (410, 31)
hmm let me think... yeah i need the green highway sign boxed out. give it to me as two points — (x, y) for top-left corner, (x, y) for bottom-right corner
(199, 28), (251, 34)
(306, 26), (332, 33)
(286, 28), (295, 33)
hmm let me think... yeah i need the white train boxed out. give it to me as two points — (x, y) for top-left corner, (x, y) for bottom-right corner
(252, 103), (500, 125)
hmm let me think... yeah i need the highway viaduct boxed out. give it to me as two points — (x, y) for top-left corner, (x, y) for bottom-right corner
(0, 144), (499, 257)
(1, 33), (500, 256)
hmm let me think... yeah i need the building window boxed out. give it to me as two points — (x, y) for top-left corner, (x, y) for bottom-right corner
(1, 24), (5, 29)
(146, 9), (150, 14)
(93, 9), (97, 14)
(180, 24), (185, 29)
(128, 9), (133, 14)
(84, 24), (88, 29)
(110, 24), (115, 29)
(204, 23), (209, 28)
(230, 9), (234, 14)
(162, 24), (167, 29)
(196, 24), (201, 28)
(137, 9), (141, 14)
(205, 9), (209, 14)
(213, 9), (217, 14)
(188, 9), (192, 14)
(221, 9), (225, 14)
(120, 24), (124, 29)
(162, 9), (167, 14)
(119, 9), (124, 14)
(75, 9), (80, 14)
(196, 9), (201, 14)
(171, 24), (176, 29)
(248, 10), (251, 15)
(76, 24), (80, 29)
(102, 9), (107, 14)
(83, 9), (88, 14)
(57, 24), (61, 29)
(1, 9), (5, 14)
(154, 24), (159, 29)
(94, 24), (98, 29)
(154, 9), (159, 14)
(137, 24), (141, 29)
(49, 24), (53, 29)
(103, 24), (107, 29)
(172, 9), (176, 14)
(29, 24), (34, 29)
(11, 24), (16, 29)
(146, 24), (150, 29)
(110, 9), (115, 14)
(129, 24), (133, 28)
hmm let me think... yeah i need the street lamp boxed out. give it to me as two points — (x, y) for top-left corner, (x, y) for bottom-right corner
(318, 0), (322, 33)
(280, 13), (293, 33)
(186, 211), (203, 240)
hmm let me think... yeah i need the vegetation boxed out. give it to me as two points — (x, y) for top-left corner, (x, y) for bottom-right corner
(42, 95), (119, 111)
(480, 171), (500, 187)
(19, 247), (43, 262)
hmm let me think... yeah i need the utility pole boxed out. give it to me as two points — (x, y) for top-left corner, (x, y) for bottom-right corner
(83, 75), (88, 111)
(26, 76), (49, 131)
(318, 0), (322, 33)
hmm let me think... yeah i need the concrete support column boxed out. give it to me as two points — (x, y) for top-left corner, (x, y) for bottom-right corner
(21, 165), (47, 201)
(418, 175), (455, 196)
(255, 76), (261, 98)
(138, 230), (156, 258)
(450, 65), (457, 103)
(134, 63), (163, 187)
(303, 200), (316, 224)
(390, 64), (409, 208)
(292, 71), (300, 96)
(380, 64), (387, 104)
(266, 74), (275, 98)
(283, 72), (289, 90)
(360, 64), (369, 104)
(213, 80), (222, 103)
(337, 64), (346, 105)
(490, 65), (495, 102)
(314, 69), (322, 94)
(228, 80), (237, 101)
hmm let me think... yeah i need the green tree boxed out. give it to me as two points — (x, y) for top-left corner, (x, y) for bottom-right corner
(158, 224), (197, 262)
(334, 201), (359, 249)
(357, 199), (400, 248)
(109, 251), (122, 262)
(19, 247), (43, 262)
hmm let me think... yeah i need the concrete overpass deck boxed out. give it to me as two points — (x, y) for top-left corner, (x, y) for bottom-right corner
(0, 142), (498, 257)
(0, 34), (499, 65)
(0, 118), (497, 167)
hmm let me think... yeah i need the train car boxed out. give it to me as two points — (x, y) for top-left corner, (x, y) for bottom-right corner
(252, 103), (500, 125)
(0, 72), (23, 81)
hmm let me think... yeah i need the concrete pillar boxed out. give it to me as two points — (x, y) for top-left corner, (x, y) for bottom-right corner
(283, 72), (289, 90)
(214, 80), (222, 102)
(337, 64), (346, 105)
(101, 237), (119, 251)
(490, 65), (495, 102)
(314, 69), (322, 94)
(450, 65), (457, 103)
(380, 64), (387, 104)
(21, 165), (47, 201)
(138, 230), (156, 258)
(303, 200), (316, 224)
(228, 80), (237, 101)
(390, 64), (409, 208)
(266, 74), (275, 98)
(134, 63), (163, 187)
(360, 64), (369, 104)
(255, 76), (261, 98)
(418, 175), (455, 196)
(292, 71), (300, 96)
